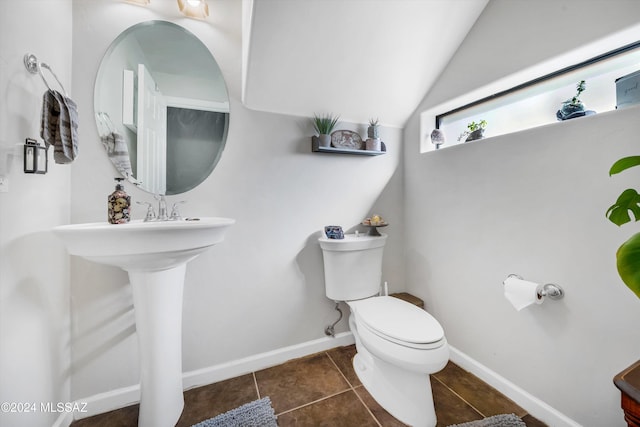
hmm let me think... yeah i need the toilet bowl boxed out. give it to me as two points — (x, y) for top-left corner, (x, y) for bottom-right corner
(348, 296), (449, 372)
(319, 233), (449, 427)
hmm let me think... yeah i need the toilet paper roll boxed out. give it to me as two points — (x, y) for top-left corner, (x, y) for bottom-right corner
(503, 275), (542, 311)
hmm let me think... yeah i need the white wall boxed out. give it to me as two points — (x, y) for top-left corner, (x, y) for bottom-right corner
(0, 1), (72, 427)
(70, 0), (404, 404)
(404, 1), (640, 426)
(11, 1), (638, 425)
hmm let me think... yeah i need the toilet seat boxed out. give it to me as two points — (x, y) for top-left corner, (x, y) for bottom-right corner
(348, 296), (445, 350)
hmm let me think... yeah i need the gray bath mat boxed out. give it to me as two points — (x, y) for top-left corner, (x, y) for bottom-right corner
(191, 396), (278, 427)
(447, 413), (526, 427)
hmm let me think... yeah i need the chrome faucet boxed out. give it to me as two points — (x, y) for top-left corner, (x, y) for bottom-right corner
(139, 195), (186, 222)
(155, 195), (169, 221)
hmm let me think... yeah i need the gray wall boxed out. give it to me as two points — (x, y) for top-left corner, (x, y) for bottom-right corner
(4, 1), (638, 425)
(404, 1), (640, 426)
(69, 0), (405, 403)
(0, 1), (72, 427)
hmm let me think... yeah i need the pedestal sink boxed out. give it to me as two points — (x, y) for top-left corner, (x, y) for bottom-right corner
(53, 217), (235, 427)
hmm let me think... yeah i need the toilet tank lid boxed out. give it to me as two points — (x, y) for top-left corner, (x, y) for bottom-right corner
(350, 296), (444, 344)
(318, 233), (387, 251)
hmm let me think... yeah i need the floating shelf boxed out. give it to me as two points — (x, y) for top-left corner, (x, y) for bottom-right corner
(311, 136), (386, 156)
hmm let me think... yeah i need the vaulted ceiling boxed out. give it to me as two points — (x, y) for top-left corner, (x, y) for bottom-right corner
(242, 0), (489, 127)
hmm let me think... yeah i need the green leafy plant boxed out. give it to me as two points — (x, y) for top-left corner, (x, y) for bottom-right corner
(563, 80), (586, 107)
(458, 119), (487, 141)
(312, 113), (340, 135)
(606, 155), (640, 298)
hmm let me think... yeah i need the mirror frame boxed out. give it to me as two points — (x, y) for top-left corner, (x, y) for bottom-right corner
(94, 20), (230, 195)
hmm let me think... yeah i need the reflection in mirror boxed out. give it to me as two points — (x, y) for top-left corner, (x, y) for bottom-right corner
(94, 20), (229, 195)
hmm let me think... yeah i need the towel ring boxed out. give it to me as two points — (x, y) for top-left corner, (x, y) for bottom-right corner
(23, 53), (68, 97)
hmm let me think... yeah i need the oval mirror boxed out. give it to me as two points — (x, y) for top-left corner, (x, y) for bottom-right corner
(94, 21), (229, 195)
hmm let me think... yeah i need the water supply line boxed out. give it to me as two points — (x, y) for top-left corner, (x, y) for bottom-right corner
(324, 281), (389, 337)
(381, 281), (389, 296)
(325, 302), (343, 337)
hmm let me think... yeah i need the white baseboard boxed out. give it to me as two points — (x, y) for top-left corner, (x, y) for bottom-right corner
(52, 412), (73, 427)
(73, 332), (355, 421)
(448, 345), (582, 427)
(182, 331), (354, 390)
(72, 384), (140, 420)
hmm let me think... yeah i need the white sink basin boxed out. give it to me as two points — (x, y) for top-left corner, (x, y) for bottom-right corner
(53, 217), (234, 427)
(53, 217), (235, 271)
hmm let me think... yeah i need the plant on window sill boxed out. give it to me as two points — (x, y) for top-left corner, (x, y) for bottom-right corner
(557, 80), (590, 121)
(458, 120), (487, 142)
(606, 156), (640, 298)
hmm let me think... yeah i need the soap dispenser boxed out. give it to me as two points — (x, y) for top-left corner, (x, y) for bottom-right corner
(108, 178), (131, 224)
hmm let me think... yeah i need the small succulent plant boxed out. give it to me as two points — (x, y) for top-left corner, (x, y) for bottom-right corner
(368, 118), (380, 139)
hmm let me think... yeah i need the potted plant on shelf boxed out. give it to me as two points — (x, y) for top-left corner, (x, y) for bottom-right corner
(458, 119), (487, 142)
(366, 118), (381, 151)
(556, 80), (590, 121)
(606, 155), (640, 298)
(312, 113), (340, 147)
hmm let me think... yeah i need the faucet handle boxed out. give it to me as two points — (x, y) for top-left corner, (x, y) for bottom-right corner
(136, 201), (156, 222)
(170, 201), (186, 221)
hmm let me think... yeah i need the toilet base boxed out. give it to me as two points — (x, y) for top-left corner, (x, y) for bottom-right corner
(352, 350), (437, 427)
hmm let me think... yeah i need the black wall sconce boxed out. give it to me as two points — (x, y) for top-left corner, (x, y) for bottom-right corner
(24, 138), (48, 174)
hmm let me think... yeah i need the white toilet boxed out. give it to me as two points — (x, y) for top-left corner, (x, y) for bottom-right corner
(319, 232), (449, 427)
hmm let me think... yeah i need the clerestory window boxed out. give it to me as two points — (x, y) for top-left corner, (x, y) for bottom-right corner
(422, 40), (640, 152)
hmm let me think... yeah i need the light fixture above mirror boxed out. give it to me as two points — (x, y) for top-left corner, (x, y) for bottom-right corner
(177, 0), (209, 19)
(123, 0), (209, 19)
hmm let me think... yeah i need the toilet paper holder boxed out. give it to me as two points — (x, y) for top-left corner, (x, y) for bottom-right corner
(506, 274), (565, 301)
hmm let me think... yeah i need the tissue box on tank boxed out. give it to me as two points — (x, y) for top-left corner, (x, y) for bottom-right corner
(616, 70), (640, 110)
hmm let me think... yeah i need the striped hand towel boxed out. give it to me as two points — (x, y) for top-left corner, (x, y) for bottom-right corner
(41, 89), (79, 164)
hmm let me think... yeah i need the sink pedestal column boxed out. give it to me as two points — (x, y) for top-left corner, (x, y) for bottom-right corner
(129, 265), (187, 427)
(51, 217), (235, 426)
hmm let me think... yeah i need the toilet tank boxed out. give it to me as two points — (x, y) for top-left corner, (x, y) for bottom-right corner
(318, 233), (387, 301)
